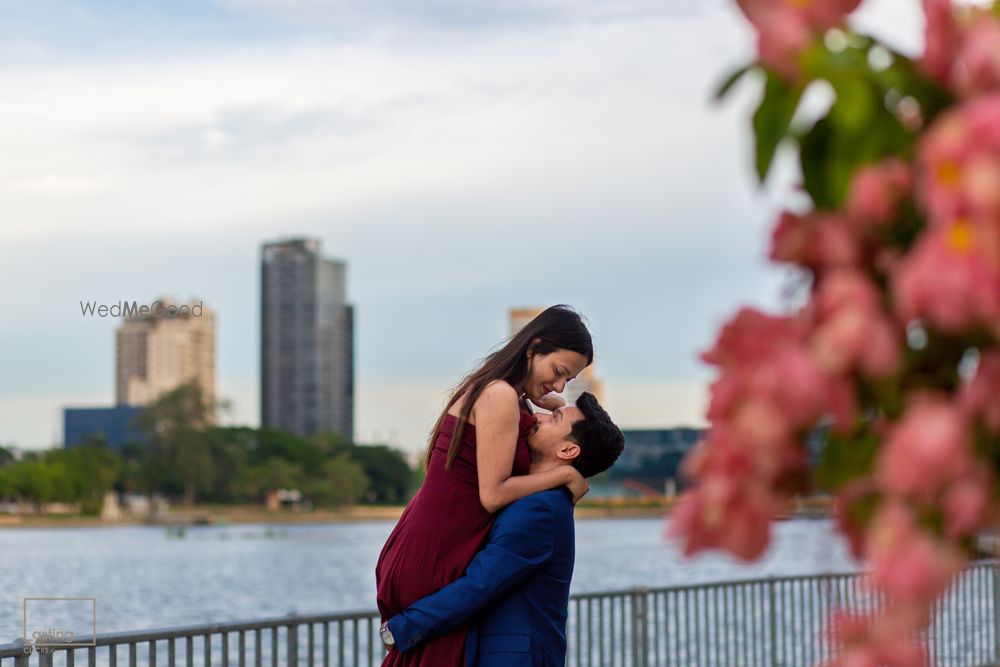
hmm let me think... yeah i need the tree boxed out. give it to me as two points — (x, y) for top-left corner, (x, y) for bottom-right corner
(61, 444), (121, 514)
(299, 455), (369, 508)
(251, 428), (326, 471)
(235, 457), (303, 503)
(135, 380), (217, 505)
(349, 445), (414, 504)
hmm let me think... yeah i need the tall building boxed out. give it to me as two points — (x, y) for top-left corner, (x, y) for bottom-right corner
(116, 297), (216, 417)
(261, 238), (354, 441)
(509, 307), (604, 404)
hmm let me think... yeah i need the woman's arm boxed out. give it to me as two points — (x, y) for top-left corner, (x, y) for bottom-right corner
(474, 381), (583, 513)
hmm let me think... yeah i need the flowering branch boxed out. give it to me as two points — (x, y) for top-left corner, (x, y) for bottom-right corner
(670, 1), (1000, 664)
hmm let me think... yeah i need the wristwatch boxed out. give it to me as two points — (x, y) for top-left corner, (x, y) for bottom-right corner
(380, 621), (395, 647)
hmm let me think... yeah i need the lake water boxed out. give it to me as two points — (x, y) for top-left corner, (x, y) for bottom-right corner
(0, 517), (860, 642)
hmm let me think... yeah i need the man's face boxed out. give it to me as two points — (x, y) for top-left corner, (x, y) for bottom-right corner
(527, 405), (585, 463)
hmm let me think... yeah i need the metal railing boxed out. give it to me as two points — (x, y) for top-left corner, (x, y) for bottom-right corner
(2, 562), (997, 667)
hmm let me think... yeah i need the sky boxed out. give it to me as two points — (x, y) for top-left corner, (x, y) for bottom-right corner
(0, 0), (930, 455)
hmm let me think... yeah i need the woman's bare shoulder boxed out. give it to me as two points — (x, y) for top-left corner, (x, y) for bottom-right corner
(448, 381), (518, 422)
(473, 381), (520, 422)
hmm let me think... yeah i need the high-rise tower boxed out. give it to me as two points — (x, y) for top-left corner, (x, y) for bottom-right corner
(261, 238), (354, 440)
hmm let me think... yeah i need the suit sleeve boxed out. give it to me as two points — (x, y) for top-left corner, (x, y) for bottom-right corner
(386, 495), (558, 652)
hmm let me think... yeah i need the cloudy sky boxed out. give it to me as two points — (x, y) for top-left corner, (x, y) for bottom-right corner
(0, 0), (928, 454)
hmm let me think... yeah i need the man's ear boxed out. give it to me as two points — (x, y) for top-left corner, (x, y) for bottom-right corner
(557, 441), (580, 462)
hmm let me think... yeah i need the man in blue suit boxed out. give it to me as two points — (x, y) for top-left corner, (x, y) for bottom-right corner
(381, 391), (624, 666)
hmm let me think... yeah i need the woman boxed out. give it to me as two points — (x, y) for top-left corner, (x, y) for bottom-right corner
(375, 304), (593, 666)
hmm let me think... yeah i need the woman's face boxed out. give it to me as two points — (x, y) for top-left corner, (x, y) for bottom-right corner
(524, 347), (589, 401)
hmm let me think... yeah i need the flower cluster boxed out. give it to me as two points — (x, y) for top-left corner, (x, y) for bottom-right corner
(671, 1), (1000, 665)
(735, 0), (861, 80)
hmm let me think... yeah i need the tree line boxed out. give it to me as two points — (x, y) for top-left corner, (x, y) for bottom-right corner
(0, 382), (420, 515)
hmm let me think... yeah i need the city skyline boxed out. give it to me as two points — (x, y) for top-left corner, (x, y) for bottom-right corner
(0, 0), (927, 454)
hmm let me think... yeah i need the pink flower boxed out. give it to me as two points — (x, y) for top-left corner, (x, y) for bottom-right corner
(867, 500), (965, 604)
(846, 159), (913, 229)
(920, 1), (1000, 98)
(771, 210), (861, 270)
(825, 375), (860, 431)
(809, 270), (901, 377)
(876, 396), (973, 502)
(668, 450), (783, 561)
(920, 0), (960, 86)
(736, 0), (861, 80)
(960, 351), (1000, 433)
(833, 479), (878, 560)
(701, 307), (805, 369)
(754, 10), (813, 81)
(954, 13), (1000, 97)
(703, 308), (832, 435)
(891, 217), (1000, 333)
(943, 470), (993, 538)
(822, 606), (930, 667)
(737, 0), (861, 32)
(917, 94), (1000, 224)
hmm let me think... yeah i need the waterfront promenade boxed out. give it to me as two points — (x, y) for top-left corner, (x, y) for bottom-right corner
(2, 563), (996, 667)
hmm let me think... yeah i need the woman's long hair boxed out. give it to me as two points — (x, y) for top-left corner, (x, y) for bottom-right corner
(424, 304), (593, 470)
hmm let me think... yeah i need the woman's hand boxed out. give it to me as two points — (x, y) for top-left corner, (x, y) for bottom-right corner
(530, 393), (566, 412)
(565, 466), (590, 505)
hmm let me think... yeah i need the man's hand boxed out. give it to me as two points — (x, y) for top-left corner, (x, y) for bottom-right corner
(565, 466), (590, 505)
(529, 393), (566, 412)
(380, 620), (397, 652)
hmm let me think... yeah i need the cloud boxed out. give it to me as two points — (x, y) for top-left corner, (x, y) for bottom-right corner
(216, 0), (718, 32)
(1, 0), (938, 450)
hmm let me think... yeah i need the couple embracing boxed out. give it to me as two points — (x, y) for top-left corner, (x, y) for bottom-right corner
(375, 305), (625, 666)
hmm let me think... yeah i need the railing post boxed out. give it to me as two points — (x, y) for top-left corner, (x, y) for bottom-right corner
(286, 615), (299, 667)
(768, 577), (778, 667)
(993, 562), (1000, 664)
(13, 637), (31, 667)
(630, 587), (649, 667)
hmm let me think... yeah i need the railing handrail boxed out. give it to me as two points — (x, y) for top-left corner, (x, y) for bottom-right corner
(2, 561), (995, 660)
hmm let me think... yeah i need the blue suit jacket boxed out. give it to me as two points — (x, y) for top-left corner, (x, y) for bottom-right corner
(387, 487), (575, 667)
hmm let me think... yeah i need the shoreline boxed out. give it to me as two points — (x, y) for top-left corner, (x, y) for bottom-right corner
(0, 503), (680, 528)
(0, 497), (833, 529)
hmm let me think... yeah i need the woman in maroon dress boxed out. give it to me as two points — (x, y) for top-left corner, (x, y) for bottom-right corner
(375, 305), (594, 666)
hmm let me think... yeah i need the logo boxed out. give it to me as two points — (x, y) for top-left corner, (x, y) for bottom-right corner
(23, 598), (96, 653)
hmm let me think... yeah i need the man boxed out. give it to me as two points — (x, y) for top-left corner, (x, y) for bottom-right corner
(380, 391), (624, 666)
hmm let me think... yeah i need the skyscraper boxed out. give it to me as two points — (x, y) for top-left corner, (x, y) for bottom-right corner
(261, 238), (354, 441)
(509, 306), (603, 405)
(116, 297), (216, 416)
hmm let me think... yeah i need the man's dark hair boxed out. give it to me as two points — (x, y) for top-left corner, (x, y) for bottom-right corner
(567, 392), (624, 478)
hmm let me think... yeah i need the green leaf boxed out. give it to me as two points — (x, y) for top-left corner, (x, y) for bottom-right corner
(798, 81), (913, 208)
(828, 75), (876, 132)
(752, 71), (804, 183)
(799, 115), (837, 207)
(714, 64), (754, 101)
(814, 428), (881, 493)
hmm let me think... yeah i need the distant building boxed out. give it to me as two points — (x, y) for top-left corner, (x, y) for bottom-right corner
(260, 238), (354, 441)
(607, 428), (704, 495)
(116, 297), (216, 417)
(606, 426), (827, 497)
(64, 405), (148, 450)
(508, 307), (604, 404)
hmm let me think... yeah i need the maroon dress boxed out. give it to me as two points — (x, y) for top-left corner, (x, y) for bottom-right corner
(375, 402), (536, 666)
